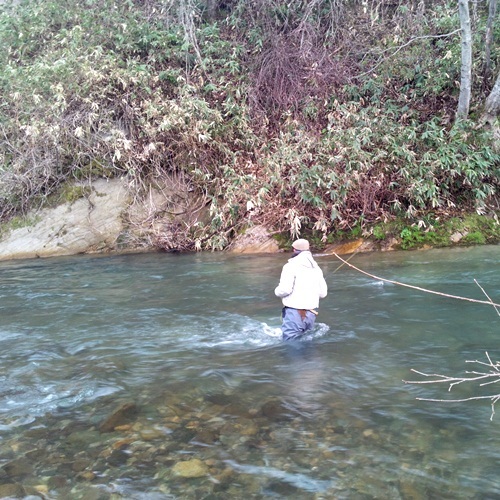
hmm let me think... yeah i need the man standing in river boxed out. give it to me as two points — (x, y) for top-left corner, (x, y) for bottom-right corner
(274, 238), (328, 341)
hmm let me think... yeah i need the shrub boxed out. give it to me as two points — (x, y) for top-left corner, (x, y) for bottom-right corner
(0, 0), (498, 250)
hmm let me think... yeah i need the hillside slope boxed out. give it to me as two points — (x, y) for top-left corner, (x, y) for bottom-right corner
(0, 0), (498, 255)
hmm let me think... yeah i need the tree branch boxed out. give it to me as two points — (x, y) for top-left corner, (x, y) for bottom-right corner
(404, 352), (500, 420)
(359, 29), (461, 78)
(333, 253), (500, 309)
(475, 279), (500, 317)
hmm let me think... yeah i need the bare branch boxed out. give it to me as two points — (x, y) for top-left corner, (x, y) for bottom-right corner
(359, 29), (461, 78)
(405, 352), (500, 420)
(333, 253), (500, 310)
(475, 279), (500, 317)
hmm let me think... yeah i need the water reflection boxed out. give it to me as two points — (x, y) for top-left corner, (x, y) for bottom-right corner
(0, 247), (499, 498)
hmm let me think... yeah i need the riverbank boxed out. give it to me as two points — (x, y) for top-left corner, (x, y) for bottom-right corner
(0, 177), (498, 262)
(1, 0), (499, 260)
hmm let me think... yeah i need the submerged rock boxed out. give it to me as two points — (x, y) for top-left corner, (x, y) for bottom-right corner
(264, 480), (303, 497)
(99, 402), (138, 433)
(139, 427), (166, 441)
(260, 399), (292, 422)
(193, 428), (220, 444)
(66, 429), (101, 446)
(106, 449), (130, 467)
(172, 458), (209, 478)
(2, 458), (33, 478)
(0, 483), (25, 498)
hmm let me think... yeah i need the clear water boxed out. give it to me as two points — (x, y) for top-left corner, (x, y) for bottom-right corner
(0, 246), (499, 499)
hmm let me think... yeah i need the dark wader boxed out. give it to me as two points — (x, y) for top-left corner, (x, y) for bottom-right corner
(281, 307), (317, 341)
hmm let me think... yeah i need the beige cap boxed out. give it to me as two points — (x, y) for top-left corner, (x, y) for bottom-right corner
(292, 238), (310, 251)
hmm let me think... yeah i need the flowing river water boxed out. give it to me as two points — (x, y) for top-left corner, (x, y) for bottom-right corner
(0, 245), (499, 499)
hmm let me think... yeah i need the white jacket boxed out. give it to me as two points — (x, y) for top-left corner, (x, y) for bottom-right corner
(274, 251), (328, 309)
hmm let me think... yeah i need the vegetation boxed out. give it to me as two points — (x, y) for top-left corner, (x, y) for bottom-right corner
(368, 213), (500, 250)
(0, 0), (499, 250)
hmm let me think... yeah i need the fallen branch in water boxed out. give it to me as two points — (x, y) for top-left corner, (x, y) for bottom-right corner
(333, 253), (500, 419)
(332, 253), (500, 310)
(404, 352), (500, 421)
(474, 279), (500, 317)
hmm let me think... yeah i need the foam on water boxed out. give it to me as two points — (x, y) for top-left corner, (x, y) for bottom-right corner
(225, 459), (334, 492)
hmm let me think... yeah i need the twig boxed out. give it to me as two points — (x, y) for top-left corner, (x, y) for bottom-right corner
(475, 279), (500, 317)
(405, 353), (500, 420)
(406, 369), (500, 387)
(415, 395), (500, 422)
(359, 29), (461, 78)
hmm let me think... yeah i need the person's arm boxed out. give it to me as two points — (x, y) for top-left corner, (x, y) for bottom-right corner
(274, 264), (295, 298)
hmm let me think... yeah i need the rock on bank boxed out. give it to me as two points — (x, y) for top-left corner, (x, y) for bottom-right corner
(0, 177), (282, 261)
(0, 179), (133, 261)
(0, 176), (387, 261)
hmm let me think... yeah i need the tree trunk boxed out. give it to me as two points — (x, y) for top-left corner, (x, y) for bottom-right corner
(483, 0), (497, 87)
(456, 0), (473, 120)
(482, 69), (500, 123)
(203, 0), (218, 21)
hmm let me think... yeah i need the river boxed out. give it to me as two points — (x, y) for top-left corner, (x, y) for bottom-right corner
(0, 246), (499, 499)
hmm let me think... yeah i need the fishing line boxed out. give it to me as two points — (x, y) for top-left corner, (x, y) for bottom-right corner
(332, 249), (359, 273)
(332, 252), (500, 312)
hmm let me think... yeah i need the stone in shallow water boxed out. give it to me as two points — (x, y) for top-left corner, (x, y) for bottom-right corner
(399, 478), (427, 499)
(170, 427), (197, 444)
(193, 428), (220, 444)
(264, 480), (303, 497)
(2, 458), (34, 478)
(139, 427), (166, 441)
(260, 399), (292, 422)
(66, 429), (102, 446)
(237, 418), (259, 436)
(99, 402), (138, 433)
(24, 448), (47, 462)
(77, 470), (96, 481)
(205, 393), (234, 406)
(0, 483), (25, 498)
(72, 458), (92, 472)
(47, 476), (68, 489)
(172, 458), (209, 478)
(24, 427), (51, 439)
(106, 449), (130, 467)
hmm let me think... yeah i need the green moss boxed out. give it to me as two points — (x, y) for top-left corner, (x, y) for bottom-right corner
(273, 232), (292, 250)
(0, 215), (41, 238)
(76, 160), (115, 179)
(460, 214), (500, 242)
(274, 224), (364, 251)
(62, 185), (92, 203)
(43, 183), (92, 209)
(362, 212), (500, 250)
(372, 225), (386, 241)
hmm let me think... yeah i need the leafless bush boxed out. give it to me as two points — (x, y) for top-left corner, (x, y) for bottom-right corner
(0, 132), (67, 220)
(343, 173), (395, 222)
(249, 25), (352, 119)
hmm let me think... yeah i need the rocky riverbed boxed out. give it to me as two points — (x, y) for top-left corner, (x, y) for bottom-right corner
(0, 376), (466, 499)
